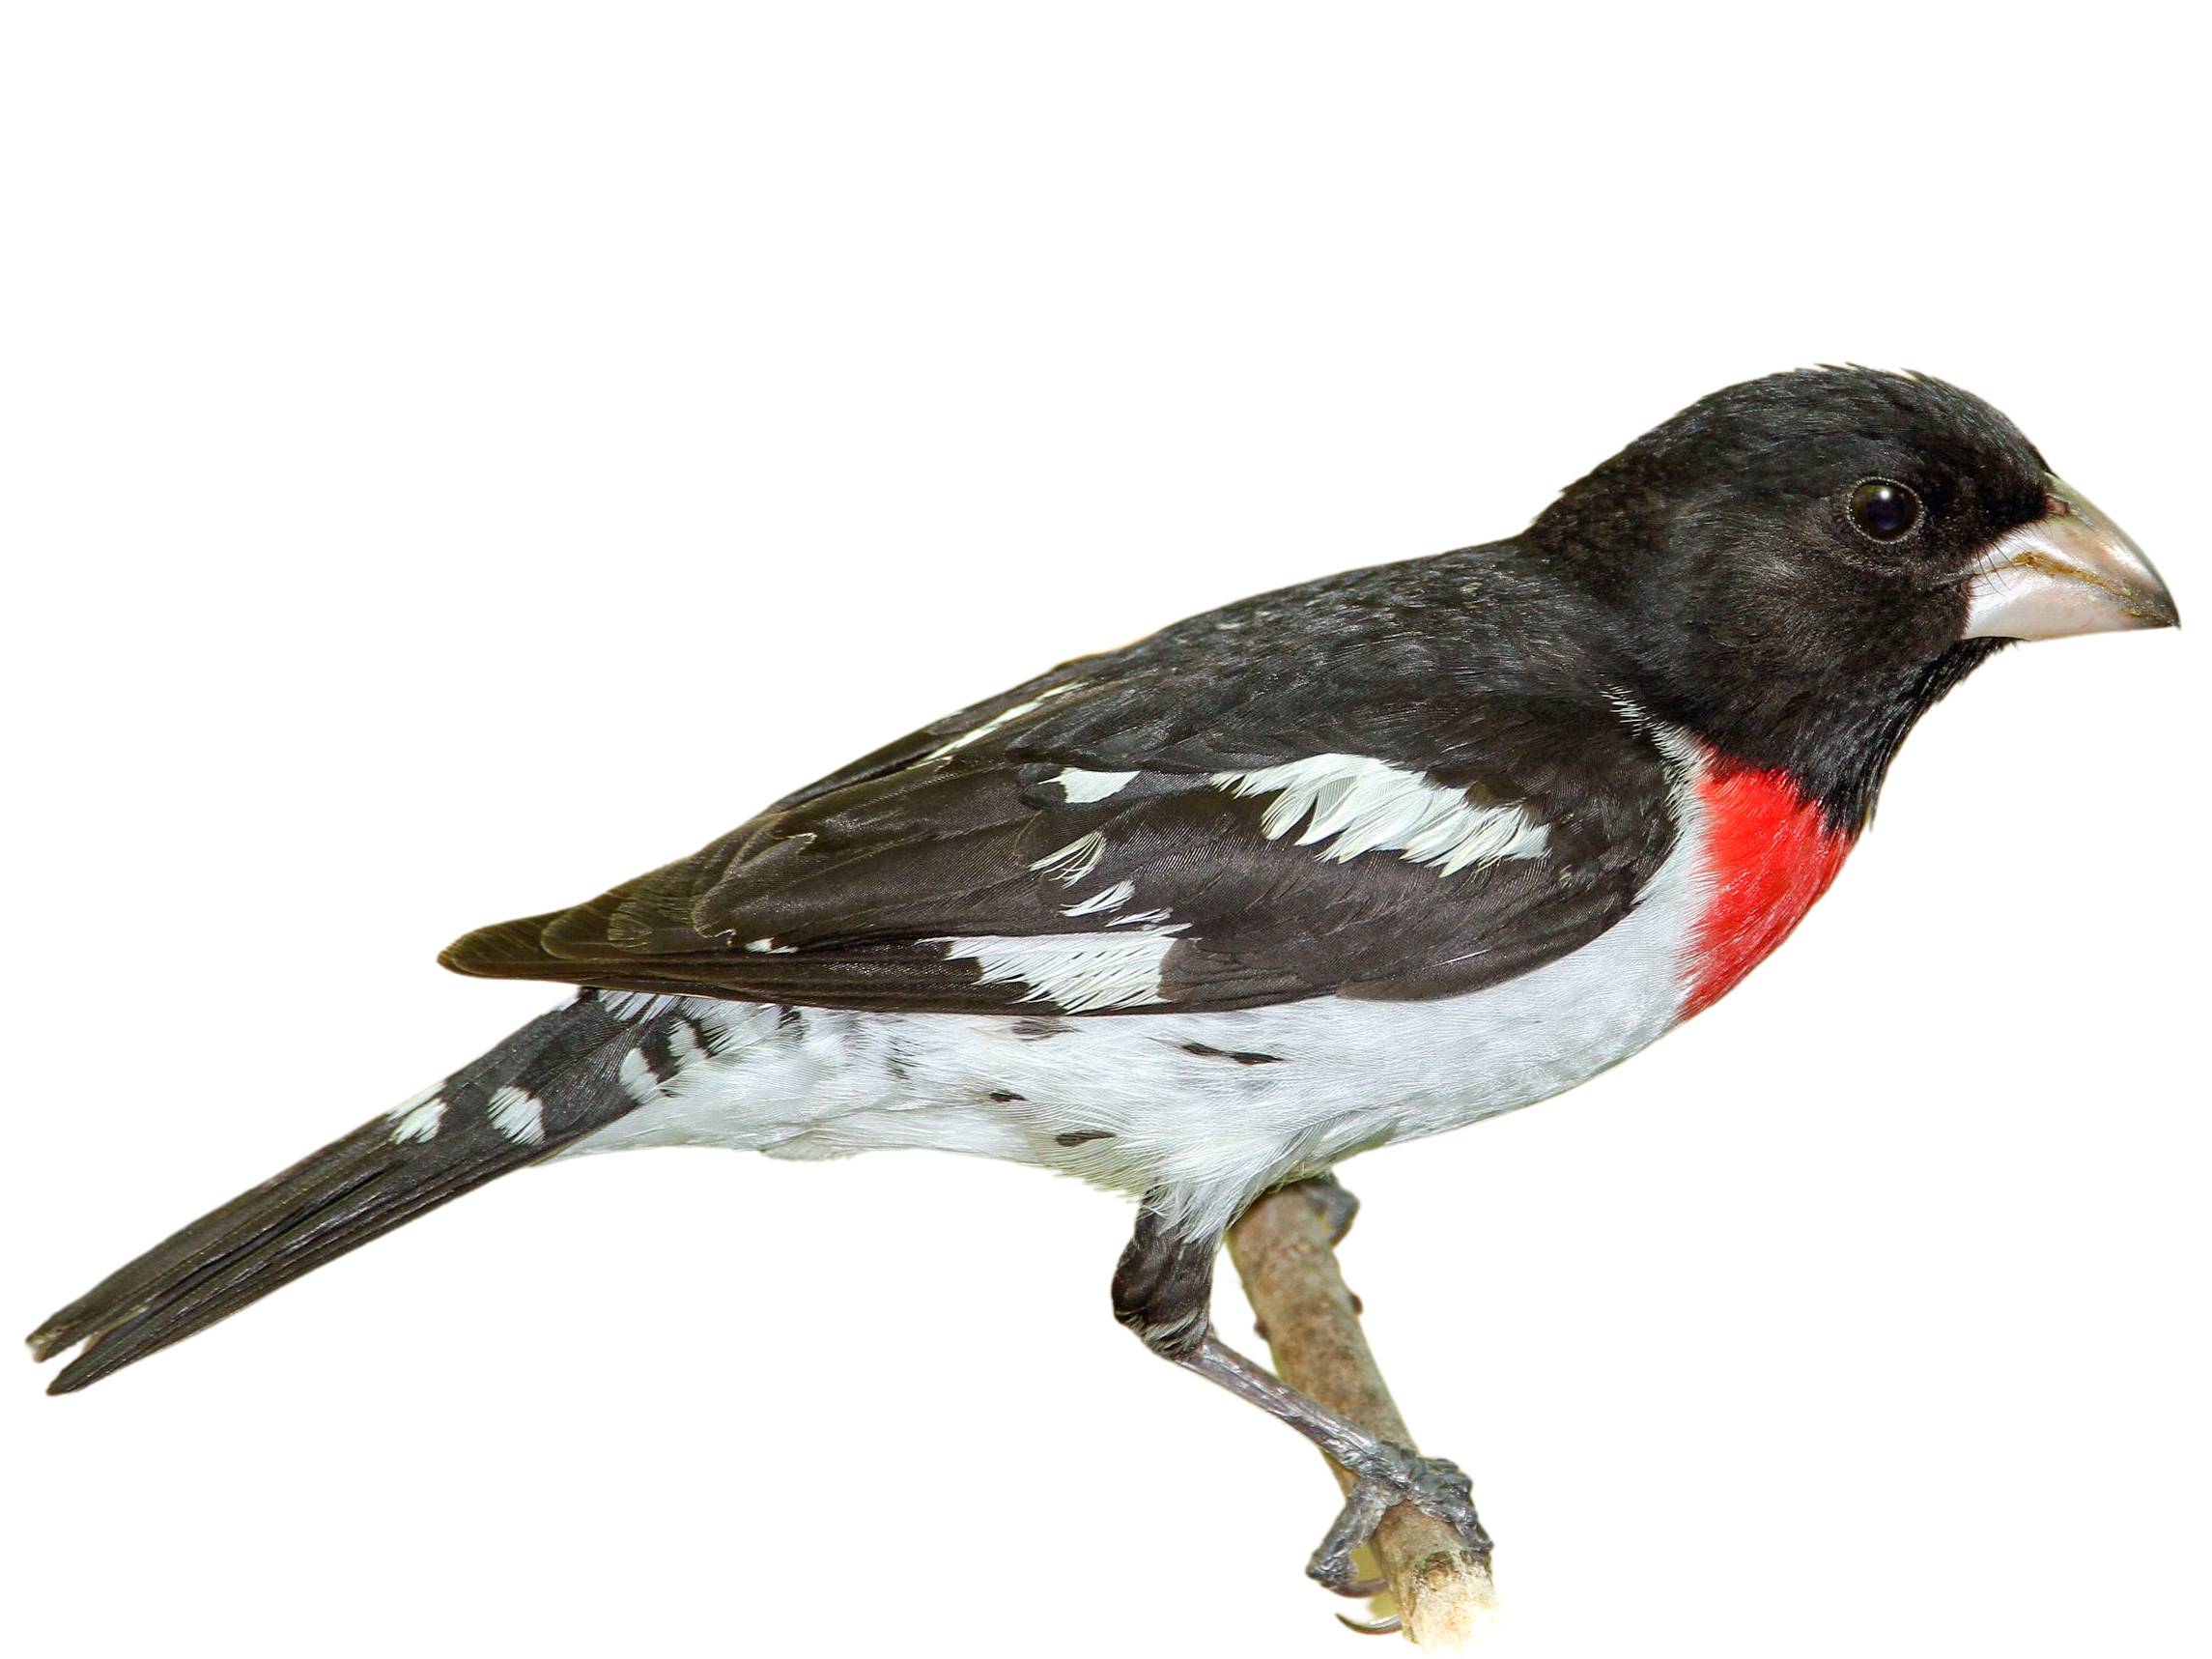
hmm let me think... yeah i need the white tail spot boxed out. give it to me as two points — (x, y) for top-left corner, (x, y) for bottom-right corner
(388, 1091), (447, 1144)
(488, 1086), (548, 1146)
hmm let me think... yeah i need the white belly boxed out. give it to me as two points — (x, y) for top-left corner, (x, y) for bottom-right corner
(565, 790), (1708, 1238)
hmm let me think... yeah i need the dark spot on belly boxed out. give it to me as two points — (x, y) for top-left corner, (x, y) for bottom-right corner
(1055, 1130), (1114, 1147)
(1181, 1041), (1284, 1066)
(777, 1006), (805, 1031)
(988, 1090), (1025, 1103)
(1014, 1017), (1072, 1041)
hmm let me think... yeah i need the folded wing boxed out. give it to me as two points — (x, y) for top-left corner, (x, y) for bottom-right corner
(443, 562), (1682, 1015)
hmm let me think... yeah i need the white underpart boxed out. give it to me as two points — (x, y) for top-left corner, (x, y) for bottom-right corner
(564, 727), (1714, 1240)
(1030, 831), (1107, 886)
(923, 682), (1083, 761)
(1062, 879), (1136, 918)
(1212, 754), (1550, 874)
(386, 1086), (446, 1145)
(487, 1086), (548, 1145)
(932, 927), (1185, 1013)
(1047, 767), (1141, 803)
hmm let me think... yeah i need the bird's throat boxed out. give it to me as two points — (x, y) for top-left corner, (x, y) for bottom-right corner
(1682, 758), (1856, 1017)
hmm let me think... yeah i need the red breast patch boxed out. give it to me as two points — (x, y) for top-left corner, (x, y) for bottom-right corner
(1682, 758), (1855, 1017)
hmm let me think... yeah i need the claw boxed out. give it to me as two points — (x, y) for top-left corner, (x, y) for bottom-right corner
(1307, 1476), (1395, 1590)
(1327, 1576), (1389, 1599)
(1307, 1443), (1491, 1604)
(1336, 1611), (1402, 1636)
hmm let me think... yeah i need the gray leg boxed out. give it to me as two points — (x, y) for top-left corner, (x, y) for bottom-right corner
(1111, 1192), (1491, 1589)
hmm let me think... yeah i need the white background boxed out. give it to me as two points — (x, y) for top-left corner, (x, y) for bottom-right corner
(3, 6), (2204, 1656)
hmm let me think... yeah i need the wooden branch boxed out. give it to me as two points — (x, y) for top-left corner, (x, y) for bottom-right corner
(1226, 1185), (1498, 1647)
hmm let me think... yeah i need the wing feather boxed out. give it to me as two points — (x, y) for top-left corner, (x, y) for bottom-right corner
(442, 550), (1680, 1014)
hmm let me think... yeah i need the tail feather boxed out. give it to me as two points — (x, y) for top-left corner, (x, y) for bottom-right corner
(28, 991), (695, 1394)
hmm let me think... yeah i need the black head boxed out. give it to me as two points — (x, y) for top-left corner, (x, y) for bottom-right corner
(1530, 367), (2175, 827)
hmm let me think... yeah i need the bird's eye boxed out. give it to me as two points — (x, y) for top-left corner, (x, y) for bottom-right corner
(1847, 478), (1923, 542)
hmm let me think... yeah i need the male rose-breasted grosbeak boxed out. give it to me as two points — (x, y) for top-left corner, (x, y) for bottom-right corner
(29, 368), (2178, 1593)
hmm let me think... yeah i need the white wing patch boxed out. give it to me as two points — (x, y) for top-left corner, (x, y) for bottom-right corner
(1062, 879), (1136, 918)
(1030, 831), (1107, 886)
(1109, 906), (1175, 927)
(488, 1085), (549, 1145)
(935, 928), (1185, 1013)
(1045, 767), (1140, 803)
(1210, 754), (1548, 875)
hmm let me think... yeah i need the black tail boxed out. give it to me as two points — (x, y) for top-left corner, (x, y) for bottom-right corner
(28, 990), (688, 1394)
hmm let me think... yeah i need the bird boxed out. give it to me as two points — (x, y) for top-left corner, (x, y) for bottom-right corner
(27, 367), (2178, 1599)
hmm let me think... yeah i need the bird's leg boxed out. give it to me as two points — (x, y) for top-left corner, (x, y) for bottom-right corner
(1112, 1192), (1491, 1590)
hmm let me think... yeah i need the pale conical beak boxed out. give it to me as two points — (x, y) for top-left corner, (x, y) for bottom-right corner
(1962, 476), (2179, 641)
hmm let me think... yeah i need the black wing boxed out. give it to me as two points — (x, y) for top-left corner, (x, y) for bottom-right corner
(442, 550), (1680, 1014)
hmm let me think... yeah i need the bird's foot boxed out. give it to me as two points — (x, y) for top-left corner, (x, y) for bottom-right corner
(1305, 1442), (1491, 1592)
(1286, 1171), (1360, 1245)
